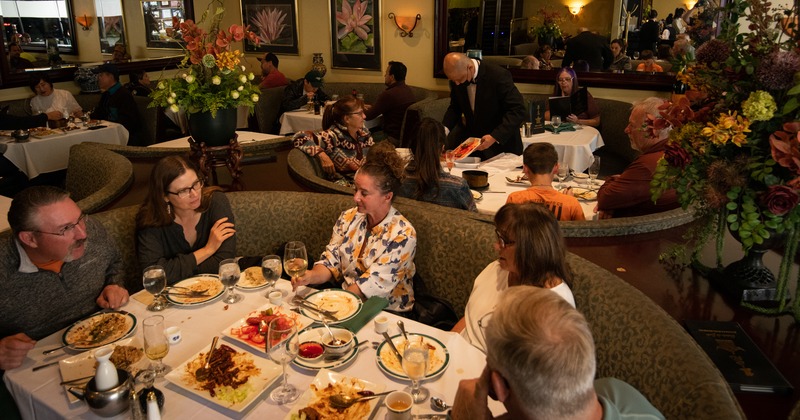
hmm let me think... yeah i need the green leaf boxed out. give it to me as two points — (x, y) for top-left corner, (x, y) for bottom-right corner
(730, 221), (740, 231)
(739, 230), (752, 238)
(726, 202), (738, 211)
(726, 214), (738, 223)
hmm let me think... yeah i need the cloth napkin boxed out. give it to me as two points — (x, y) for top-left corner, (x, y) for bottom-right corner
(132, 290), (154, 305)
(545, 122), (577, 133)
(478, 153), (523, 172)
(338, 296), (389, 333)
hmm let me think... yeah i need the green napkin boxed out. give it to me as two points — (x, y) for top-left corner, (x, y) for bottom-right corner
(545, 122), (577, 133)
(338, 296), (389, 333)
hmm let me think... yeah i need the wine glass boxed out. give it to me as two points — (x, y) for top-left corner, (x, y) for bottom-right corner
(588, 156), (601, 190)
(142, 265), (167, 311)
(219, 259), (243, 304)
(262, 255), (282, 296)
(556, 162), (569, 190)
(143, 315), (170, 377)
(284, 242), (308, 281)
(551, 115), (562, 134)
(445, 150), (455, 173)
(267, 317), (300, 404)
(402, 336), (430, 403)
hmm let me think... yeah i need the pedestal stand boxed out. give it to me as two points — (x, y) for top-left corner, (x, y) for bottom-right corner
(188, 135), (243, 190)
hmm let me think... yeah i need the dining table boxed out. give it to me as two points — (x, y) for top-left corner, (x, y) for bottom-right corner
(521, 125), (604, 174)
(151, 131), (285, 148)
(4, 279), (504, 419)
(279, 108), (382, 135)
(1, 122), (129, 179)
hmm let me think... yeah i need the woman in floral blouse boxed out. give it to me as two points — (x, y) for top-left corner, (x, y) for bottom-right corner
(291, 143), (417, 312)
(292, 96), (374, 179)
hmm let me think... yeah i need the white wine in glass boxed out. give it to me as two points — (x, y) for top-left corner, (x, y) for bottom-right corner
(402, 337), (430, 403)
(445, 150), (455, 173)
(284, 242), (308, 279)
(143, 315), (170, 377)
(142, 265), (167, 311)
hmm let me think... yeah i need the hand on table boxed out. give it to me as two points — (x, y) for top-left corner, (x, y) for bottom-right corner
(0, 333), (36, 370)
(567, 114), (579, 123)
(561, 186), (575, 196)
(97, 284), (129, 309)
(452, 366), (495, 420)
(45, 111), (62, 120)
(317, 152), (335, 175)
(476, 135), (497, 151)
(206, 217), (236, 252)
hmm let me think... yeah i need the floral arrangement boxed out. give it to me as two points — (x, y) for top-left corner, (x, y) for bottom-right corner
(529, 7), (564, 43)
(650, 0), (800, 319)
(150, 0), (260, 116)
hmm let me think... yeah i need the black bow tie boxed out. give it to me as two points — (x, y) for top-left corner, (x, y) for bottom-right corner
(463, 79), (477, 86)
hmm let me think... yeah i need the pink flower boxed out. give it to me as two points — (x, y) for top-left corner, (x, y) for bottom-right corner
(229, 24), (245, 42)
(760, 185), (799, 216)
(336, 0), (372, 40)
(770, 122), (800, 175)
(216, 30), (230, 48)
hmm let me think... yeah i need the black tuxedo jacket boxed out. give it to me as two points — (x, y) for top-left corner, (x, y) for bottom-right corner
(562, 31), (613, 71)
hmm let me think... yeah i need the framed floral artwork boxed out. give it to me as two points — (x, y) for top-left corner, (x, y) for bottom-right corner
(330, 0), (381, 70)
(240, 0), (299, 55)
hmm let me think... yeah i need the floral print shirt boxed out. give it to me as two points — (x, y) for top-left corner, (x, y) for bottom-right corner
(293, 123), (374, 175)
(318, 206), (416, 312)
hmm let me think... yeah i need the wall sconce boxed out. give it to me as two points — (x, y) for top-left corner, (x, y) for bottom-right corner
(388, 13), (421, 37)
(567, 4), (584, 16)
(685, 1), (698, 9)
(76, 14), (93, 31)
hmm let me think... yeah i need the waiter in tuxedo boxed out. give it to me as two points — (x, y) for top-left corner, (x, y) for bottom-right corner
(442, 52), (526, 159)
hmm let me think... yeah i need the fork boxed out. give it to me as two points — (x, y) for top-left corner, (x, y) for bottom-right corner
(168, 286), (209, 294)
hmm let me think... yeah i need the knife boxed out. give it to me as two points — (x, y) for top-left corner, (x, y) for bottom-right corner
(381, 332), (403, 364)
(297, 302), (338, 321)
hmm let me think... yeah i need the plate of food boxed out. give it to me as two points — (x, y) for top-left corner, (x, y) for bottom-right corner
(299, 290), (362, 324)
(505, 174), (529, 186)
(376, 334), (450, 380)
(570, 188), (598, 201)
(165, 275), (225, 307)
(471, 189), (483, 201)
(285, 369), (385, 420)
(291, 326), (360, 371)
(223, 303), (314, 353)
(452, 137), (481, 160)
(61, 311), (137, 350)
(236, 266), (269, 290)
(29, 127), (63, 138)
(165, 343), (281, 413)
(59, 337), (146, 403)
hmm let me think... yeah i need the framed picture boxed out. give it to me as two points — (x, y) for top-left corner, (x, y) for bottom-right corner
(141, 0), (193, 49)
(240, 0), (299, 55)
(330, 0), (381, 70)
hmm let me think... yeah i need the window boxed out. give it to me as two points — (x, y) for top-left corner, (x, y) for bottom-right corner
(95, 0), (125, 54)
(1, 0), (77, 54)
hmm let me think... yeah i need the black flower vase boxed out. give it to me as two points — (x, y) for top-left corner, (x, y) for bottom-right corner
(187, 108), (237, 147)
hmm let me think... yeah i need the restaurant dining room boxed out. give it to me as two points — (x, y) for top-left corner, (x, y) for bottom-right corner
(0, 0), (799, 419)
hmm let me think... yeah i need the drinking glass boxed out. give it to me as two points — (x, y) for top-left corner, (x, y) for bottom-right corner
(262, 255), (282, 296)
(588, 156), (601, 190)
(143, 315), (170, 377)
(267, 317), (300, 404)
(633, 51), (640, 60)
(284, 242), (308, 281)
(551, 115), (562, 134)
(556, 162), (569, 189)
(142, 265), (167, 311)
(219, 259), (243, 304)
(445, 150), (456, 173)
(402, 337), (430, 403)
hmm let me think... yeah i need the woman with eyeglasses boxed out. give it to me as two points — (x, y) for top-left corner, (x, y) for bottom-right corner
(452, 202), (575, 352)
(545, 67), (601, 128)
(135, 156), (236, 283)
(293, 96), (374, 181)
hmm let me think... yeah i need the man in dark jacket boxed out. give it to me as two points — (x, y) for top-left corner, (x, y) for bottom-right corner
(364, 61), (416, 144)
(93, 63), (144, 146)
(638, 10), (661, 53)
(280, 70), (330, 114)
(561, 28), (613, 71)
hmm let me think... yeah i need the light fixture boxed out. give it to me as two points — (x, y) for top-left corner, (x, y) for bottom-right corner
(76, 14), (93, 31)
(567, 4), (584, 16)
(388, 13), (421, 37)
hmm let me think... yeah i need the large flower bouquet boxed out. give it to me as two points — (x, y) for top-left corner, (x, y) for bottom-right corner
(529, 8), (564, 42)
(150, 0), (260, 116)
(650, 0), (800, 318)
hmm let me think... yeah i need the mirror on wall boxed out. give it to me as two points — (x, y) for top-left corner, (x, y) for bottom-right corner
(95, 0), (126, 54)
(1, 0), (78, 54)
(141, 0), (191, 49)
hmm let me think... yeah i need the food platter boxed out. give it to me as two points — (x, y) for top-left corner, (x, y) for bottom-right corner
(222, 303), (313, 353)
(236, 266), (268, 290)
(300, 289), (362, 324)
(165, 275), (225, 307)
(61, 311), (137, 350)
(59, 337), (146, 403)
(165, 344), (281, 413)
(292, 326), (360, 371)
(570, 187), (598, 201)
(452, 137), (481, 160)
(284, 369), (385, 420)
(376, 334), (450, 380)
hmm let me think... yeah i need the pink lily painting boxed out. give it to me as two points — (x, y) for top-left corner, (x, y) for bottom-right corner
(334, 0), (374, 53)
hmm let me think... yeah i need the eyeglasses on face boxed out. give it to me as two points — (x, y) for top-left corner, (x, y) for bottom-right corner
(557, 77), (573, 83)
(33, 213), (87, 236)
(495, 230), (515, 248)
(168, 179), (204, 199)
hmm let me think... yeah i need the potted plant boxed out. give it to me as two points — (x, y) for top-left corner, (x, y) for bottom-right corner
(529, 8), (564, 48)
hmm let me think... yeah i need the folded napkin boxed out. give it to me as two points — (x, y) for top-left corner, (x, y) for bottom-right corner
(338, 296), (389, 333)
(132, 290), (154, 306)
(545, 122), (577, 133)
(478, 153), (523, 172)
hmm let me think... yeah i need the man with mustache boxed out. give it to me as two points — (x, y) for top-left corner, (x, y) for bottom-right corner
(0, 186), (129, 371)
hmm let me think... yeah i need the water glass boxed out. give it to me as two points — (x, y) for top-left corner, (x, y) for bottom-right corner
(267, 318), (300, 404)
(143, 315), (170, 377)
(556, 162), (569, 189)
(262, 255), (282, 296)
(588, 156), (601, 190)
(142, 265), (167, 311)
(402, 337), (430, 403)
(219, 259), (243, 304)
(551, 115), (562, 134)
(283, 242), (308, 280)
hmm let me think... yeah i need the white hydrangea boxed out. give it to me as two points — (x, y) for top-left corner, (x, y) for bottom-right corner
(251, 94), (259, 102)
(231, 91), (240, 99)
(185, 75), (195, 84)
(212, 76), (222, 85)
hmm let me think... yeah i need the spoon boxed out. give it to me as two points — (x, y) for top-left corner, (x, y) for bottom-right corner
(321, 319), (345, 346)
(329, 390), (394, 409)
(322, 341), (369, 362)
(195, 336), (219, 382)
(398, 320), (409, 342)
(431, 396), (450, 412)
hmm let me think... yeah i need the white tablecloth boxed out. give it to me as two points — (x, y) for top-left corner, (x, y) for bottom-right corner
(3, 122), (129, 179)
(152, 131), (285, 148)
(279, 109), (382, 135)
(4, 279), (503, 419)
(522, 125), (604, 173)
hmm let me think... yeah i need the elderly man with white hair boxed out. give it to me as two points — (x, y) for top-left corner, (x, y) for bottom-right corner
(596, 97), (680, 218)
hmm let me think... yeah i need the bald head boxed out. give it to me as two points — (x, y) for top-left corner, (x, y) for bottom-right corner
(444, 52), (475, 85)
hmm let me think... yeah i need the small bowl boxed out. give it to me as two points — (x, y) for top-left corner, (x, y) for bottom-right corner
(298, 341), (325, 361)
(321, 328), (354, 356)
(462, 170), (489, 189)
(573, 172), (589, 184)
(11, 129), (29, 142)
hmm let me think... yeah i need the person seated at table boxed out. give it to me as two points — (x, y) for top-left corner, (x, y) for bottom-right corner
(280, 70), (331, 114)
(506, 143), (585, 221)
(28, 74), (83, 120)
(364, 60), (416, 144)
(636, 50), (664, 72)
(535, 45), (554, 71)
(452, 202), (575, 352)
(451, 286), (664, 420)
(124, 70), (152, 97)
(293, 96), (374, 180)
(136, 156), (236, 284)
(291, 143), (417, 313)
(520, 55), (539, 70)
(597, 97), (679, 218)
(258, 52), (289, 89)
(0, 108), (59, 130)
(8, 42), (33, 73)
(93, 63), (145, 146)
(0, 186), (129, 370)
(608, 38), (632, 72)
(398, 118), (477, 212)
(544, 67), (601, 128)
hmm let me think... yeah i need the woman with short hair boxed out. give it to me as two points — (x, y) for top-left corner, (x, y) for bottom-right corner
(29, 74), (82, 119)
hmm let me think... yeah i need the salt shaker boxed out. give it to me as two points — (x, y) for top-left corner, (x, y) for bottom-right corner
(93, 347), (119, 391)
(146, 392), (161, 420)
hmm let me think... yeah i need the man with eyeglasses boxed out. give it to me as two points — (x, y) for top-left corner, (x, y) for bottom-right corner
(0, 186), (128, 370)
(451, 286), (663, 420)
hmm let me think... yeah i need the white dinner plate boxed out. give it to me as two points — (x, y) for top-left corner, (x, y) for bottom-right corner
(236, 266), (270, 290)
(300, 289), (362, 324)
(284, 369), (385, 420)
(164, 344), (281, 413)
(570, 187), (598, 201)
(165, 275), (225, 307)
(61, 311), (137, 350)
(222, 303), (314, 353)
(376, 334), (450, 380)
(291, 326), (360, 371)
(59, 337), (147, 403)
